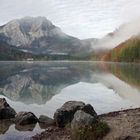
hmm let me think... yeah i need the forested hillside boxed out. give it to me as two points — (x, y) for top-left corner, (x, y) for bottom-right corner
(0, 42), (92, 61)
(0, 43), (33, 60)
(102, 36), (140, 62)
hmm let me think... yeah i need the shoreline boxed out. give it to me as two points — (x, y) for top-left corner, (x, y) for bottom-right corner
(100, 107), (140, 140)
(99, 107), (140, 117)
(0, 97), (140, 140)
(32, 107), (140, 140)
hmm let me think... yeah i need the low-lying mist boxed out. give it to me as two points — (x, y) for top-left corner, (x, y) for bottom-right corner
(88, 18), (140, 51)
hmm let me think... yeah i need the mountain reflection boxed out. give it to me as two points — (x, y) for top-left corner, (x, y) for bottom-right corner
(0, 62), (92, 104)
(0, 61), (140, 135)
(0, 61), (139, 105)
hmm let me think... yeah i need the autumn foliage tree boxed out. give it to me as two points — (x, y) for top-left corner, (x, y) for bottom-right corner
(102, 36), (140, 62)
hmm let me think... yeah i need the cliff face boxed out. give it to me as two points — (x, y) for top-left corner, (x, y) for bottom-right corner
(0, 17), (56, 47)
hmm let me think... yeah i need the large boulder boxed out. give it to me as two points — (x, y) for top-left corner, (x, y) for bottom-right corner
(71, 110), (97, 130)
(14, 112), (38, 125)
(54, 101), (85, 127)
(0, 98), (16, 119)
(81, 104), (98, 119)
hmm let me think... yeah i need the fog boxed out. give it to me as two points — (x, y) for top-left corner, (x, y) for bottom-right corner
(90, 18), (140, 50)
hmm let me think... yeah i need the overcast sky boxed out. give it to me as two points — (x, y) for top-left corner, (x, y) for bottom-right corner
(0, 0), (140, 39)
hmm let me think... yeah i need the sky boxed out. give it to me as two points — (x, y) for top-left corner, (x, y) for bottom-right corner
(0, 0), (140, 39)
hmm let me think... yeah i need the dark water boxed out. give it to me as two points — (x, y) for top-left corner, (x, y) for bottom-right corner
(0, 61), (140, 140)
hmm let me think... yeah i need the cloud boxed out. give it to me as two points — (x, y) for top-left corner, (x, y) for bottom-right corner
(0, 0), (140, 39)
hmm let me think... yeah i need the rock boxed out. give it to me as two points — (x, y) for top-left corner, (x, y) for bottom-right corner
(39, 115), (55, 128)
(14, 112), (38, 125)
(71, 110), (97, 130)
(15, 123), (36, 131)
(54, 101), (85, 127)
(0, 98), (16, 119)
(81, 104), (98, 118)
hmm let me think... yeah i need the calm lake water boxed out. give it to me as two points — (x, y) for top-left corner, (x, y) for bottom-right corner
(0, 61), (140, 140)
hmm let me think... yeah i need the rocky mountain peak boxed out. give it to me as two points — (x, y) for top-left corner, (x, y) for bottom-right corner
(18, 16), (54, 32)
(0, 17), (89, 56)
(6, 16), (54, 31)
(0, 17), (64, 47)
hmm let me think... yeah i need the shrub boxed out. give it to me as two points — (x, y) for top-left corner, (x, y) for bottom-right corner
(94, 121), (110, 139)
(71, 121), (110, 140)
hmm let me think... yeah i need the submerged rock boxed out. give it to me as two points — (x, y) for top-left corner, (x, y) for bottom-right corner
(39, 115), (55, 128)
(71, 110), (97, 130)
(0, 98), (16, 119)
(15, 123), (36, 131)
(14, 112), (38, 125)
(54, 101), (85, 127)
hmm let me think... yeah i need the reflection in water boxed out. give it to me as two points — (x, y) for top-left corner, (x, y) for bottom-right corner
(44, 82), (138, 117)
(106, 63), (140, 89)
(0, 120), (37, 134)
(15, 124), (36, 132)
(0, 61), (140, 107)
(0, 61), (140, 138)
(0, 120), (13, 134)
(0, 123), (43, 139)
(0, 62), (91, 104)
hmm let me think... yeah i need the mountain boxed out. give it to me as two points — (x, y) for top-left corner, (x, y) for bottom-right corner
(101, 35), (140, 62)
(0, 17), (91, 60)
(1, 17), (140, 61)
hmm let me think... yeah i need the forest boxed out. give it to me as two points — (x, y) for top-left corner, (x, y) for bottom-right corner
(102, 36), (140, 62)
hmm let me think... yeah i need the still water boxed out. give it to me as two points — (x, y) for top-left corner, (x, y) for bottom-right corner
(0, 61), (140, 139)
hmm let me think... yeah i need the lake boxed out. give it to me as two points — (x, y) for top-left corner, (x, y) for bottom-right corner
(0, 61), (140, 140)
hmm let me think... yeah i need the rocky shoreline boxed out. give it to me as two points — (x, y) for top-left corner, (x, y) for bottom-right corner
(0, 98), (140, 140)
(32, 108), (140, 140)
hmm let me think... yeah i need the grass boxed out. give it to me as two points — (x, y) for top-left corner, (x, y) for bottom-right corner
(71, 121), (110, 140)
(94, 121), (110, 139)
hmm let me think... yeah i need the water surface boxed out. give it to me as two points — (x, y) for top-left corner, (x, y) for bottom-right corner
(0, 61), (140, 139)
